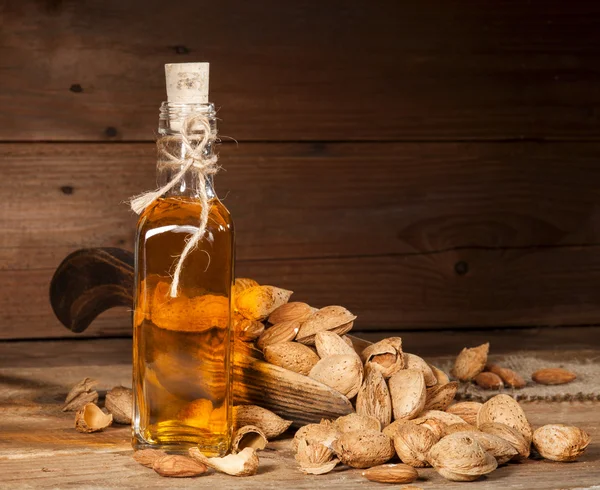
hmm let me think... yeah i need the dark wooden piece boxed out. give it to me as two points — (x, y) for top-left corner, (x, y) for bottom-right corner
(50, 248), (134, 333)
(1, 1), (600, 141)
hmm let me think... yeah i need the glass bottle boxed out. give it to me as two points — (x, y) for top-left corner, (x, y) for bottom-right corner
(132, 63), (234, 456)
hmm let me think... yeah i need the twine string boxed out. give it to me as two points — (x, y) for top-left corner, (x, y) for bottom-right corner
(129, 113), (219, 297)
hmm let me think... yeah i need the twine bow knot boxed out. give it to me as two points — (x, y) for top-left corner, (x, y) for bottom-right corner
(129, 113), (219, 297)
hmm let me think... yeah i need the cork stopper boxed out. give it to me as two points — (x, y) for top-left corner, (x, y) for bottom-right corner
(165, 62), (209, 103)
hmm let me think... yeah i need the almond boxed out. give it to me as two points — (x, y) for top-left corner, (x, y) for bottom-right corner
(256, 320), (300, 350)
(309, 354), (363, 398)
(532, 424), (590, 462)
(231, 425), (268, 453)
(356, 366), (393, 428)
(532, 368), (577, 385)
(362, 464), (418, 484)
(451, 343), (489, 381)
(444, 423), (478, 435)
(479, 422), (530, 459)
(429, 364), (450, 385)
(153, 455), (207, 478)
(446, 402), (483, 426)
(334, 413), (381, 433)
(388, 369), (426, 420)
(74, 403), (112, 433)
(332, 429), (395, 468)
(234, 315), (265, 342)
(263, 341), (320, 375)
(268, 302), (313, 324)
(415, 410), (466, 427)
(428, 433), (497, 482)
(233, 405), (292, 439)
(474, 372), (504, 390)
(296, 306), (356, 345)
(360, 337), (404, 378)
(105, 386), (132, 424)
(477, 394), (532, 443)
(393, 422), (439, 467)
(424, 381), (458, 411)
(486, 364), (526, 388)
(133, 449), (168, 468)
(404, 353), (437, 387)
(315, 331), (358, 358)
(236, 285), (293, 321)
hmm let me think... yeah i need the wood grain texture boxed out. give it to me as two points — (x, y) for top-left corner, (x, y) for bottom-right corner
(3, 142), (600, 338)
(0, 338), (598, 489)
(1, 1), (600, 141)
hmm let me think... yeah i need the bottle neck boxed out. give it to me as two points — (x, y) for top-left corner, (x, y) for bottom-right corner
(156, 102), (217, 200)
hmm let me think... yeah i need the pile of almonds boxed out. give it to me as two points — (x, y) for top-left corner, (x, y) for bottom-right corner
(62, 278), (591, 483)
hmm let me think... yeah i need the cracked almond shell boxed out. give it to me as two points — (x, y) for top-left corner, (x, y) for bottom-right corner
(415, 410), (466, 426)
(292, 420), (340, 452)
(360, 337), (404, 378)
(231, 425), (268, 453)
(189, 447), (259, 477)
(233, 405), (292, 439)
(356, 366), (392, 428)
(295, 439), (339, 475)
(74, 403), (113, 433)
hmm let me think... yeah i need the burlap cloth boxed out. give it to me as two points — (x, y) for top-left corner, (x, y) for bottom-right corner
(437, 353), (600, 402)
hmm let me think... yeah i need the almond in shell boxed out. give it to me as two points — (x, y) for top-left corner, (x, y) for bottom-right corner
(296, 306), (356, 345)
(309, 354), (363, 398)
(361, 464), (418, 484)
(477, 394), (532, 443)
(411, 418), (447, 440)
(424, 381), (458, 411)
(356, 366), (392, 428)
(263, 341), (320, 376)
(236, 285), (293, 321)
(315, 331), (358, 358)
(446, 402), (483, 426)
(334, 413), (381, 433)
(105, 386), (132, 424)
(451, 343), (489, 381)
(388, 369), (426, 420)
(404, 353), (437, 387)
(532, 424), (590, 462)
(459, 431), (518, 464)
(256, 320), (300, 350)
(429, 364), (450, 385)
(414, 410), (466, 427)
(479, 422), (530, 459)
(332, 429), (395, 468)
(428, 433), (498, 482)
(393, 422), (439, 467)
(360, 337), (404, 378)
(268, 302), (314, 324)
(293, 420), (340, 451)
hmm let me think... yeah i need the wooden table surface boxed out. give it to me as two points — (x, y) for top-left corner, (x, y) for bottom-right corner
(1, 333), (599, 489)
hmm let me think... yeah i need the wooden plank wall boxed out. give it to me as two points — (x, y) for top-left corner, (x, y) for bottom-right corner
(1, 0), (599, 339)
